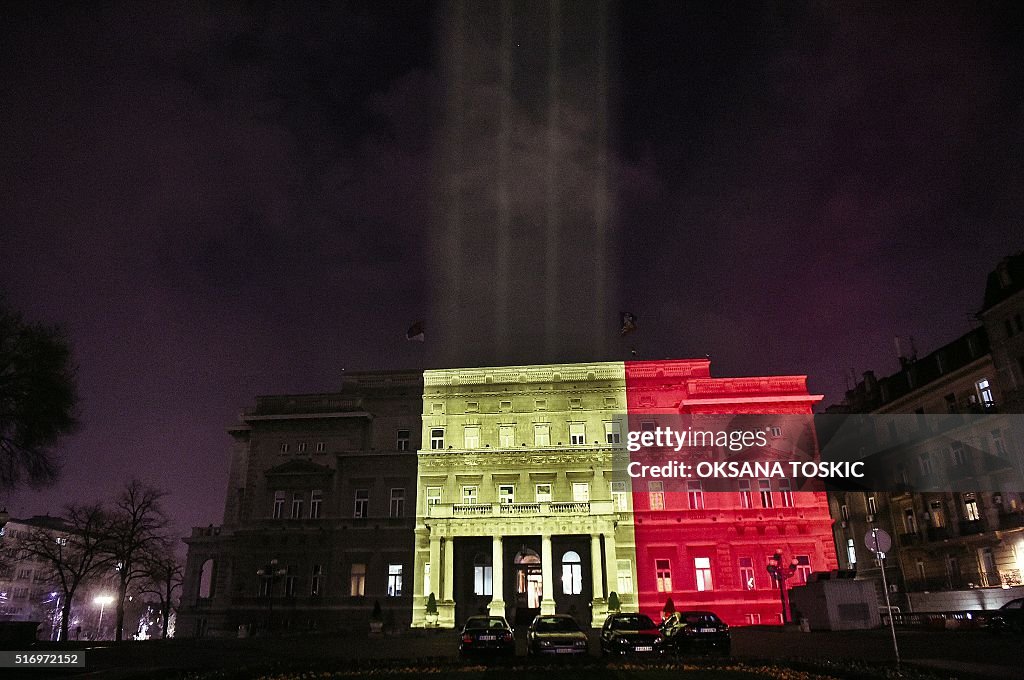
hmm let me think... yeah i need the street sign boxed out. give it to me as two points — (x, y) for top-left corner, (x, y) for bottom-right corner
(865, 528), (892, 554)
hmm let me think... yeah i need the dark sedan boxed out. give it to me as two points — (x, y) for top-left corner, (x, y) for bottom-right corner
(459, 616), (516, 658)
(660, 610), (731, 656)
(600, 612), (664, 657)
(989, 598), (1024, 634)
(526, 614), (589, 657)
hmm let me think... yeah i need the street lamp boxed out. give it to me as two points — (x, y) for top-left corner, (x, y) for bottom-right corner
(94, 595), (114, 639)
(766, 550), (798, 624)
(256, 559), (287, 633)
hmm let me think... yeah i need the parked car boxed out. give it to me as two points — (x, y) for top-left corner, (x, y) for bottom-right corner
(600, 612), (664, 657)
(526, 614), (589, 657)
(660, 610), (731, 655)
(459, 616), (516, 658)
(988, 598), (1024, 634)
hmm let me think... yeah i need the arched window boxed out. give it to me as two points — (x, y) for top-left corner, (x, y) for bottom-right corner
(198, 559), (215, 599)
(561, 550), (582, 595)
(474, 552), (492, 596)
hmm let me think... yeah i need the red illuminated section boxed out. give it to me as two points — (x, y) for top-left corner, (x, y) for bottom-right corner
(624, 360), (838, 626)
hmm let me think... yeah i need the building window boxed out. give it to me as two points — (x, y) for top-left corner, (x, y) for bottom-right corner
(284, 566), (297, 598)
(611, 481), (628, 511)
(992, 429), (1006, 456)
(462, 485), (478, 505)
(316, 441), (326, 453)
(919, 452), (933, 476)
(779, 478), (794, 507)
(310, 489), (323, 519)
(768, 425), (782, 438)
(498, 484), (515, 505)
(390, 488), (405, 517)
(431, 403), (444, 415)
(350, 563), (366, 597)
(759, 480), (773, 508)
(272, 491), (285, 519)
(616, 559), (634, 594)
(430, 428), (445, 450)
(904, 508), (917, 534)
(396, 429), (410, 451)
(311, 564), (323, 596)
(963, 493), (981, 521)
(605, 421), (622, 444)
(426, 486), (442, 506)
(866, 495), (877, 515)
(605, 396), (617, 407)
(569, 422), (586, 445)
(534, 424), (550, 447)
(694, 557), (713, 591)
(473, 554), (492, 596)
(687, 480), (704, 510)
(499, 425), (515, 448)
(739, 557), (755, 591)
(655, 559), (672, 592)
(569, 397), (582, 409)
(280, 443), (290, 454)
(840, 504), (849, 522)
(945, 393), (958, 413)
(847, 538), (857, 567)
(640, 420), (656, 433)
(795, 556), (811, 584)
(199, 559), (214, 598)
(739, 480), (752, 509)
(535, 399), (547, 410)
(387, 564), (403, 596)
(745, 613), (761, 625)
(466, 401), (479, 412)
(572, 482), (590, 503)
(561, 551), (583, 595)
(354, 489), (369, 518)
(297, 442), (307, 453)
(649, 481), (665, 510)
(535, 483), (552, 503)
(951, 441), (967, 467)
(499, 400), (512, 412)
(464, 426), (480, 449)
(291, 493), (304, 519)
(976, 379), (995, 408)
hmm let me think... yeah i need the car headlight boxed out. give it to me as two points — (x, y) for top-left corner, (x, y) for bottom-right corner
(540, 640), (552, 647)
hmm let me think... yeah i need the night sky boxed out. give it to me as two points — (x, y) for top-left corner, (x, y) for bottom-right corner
(2, 1), (1023, 542)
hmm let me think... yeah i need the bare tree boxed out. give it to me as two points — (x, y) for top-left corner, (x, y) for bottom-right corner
(0, 299), (79, 490)
(139, 545), (183, 639)
(104, 480), (168, 641)
(18, 504), (110, 641)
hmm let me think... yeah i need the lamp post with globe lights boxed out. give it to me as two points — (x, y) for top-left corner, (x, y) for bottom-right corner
(766, 550), (799, 624)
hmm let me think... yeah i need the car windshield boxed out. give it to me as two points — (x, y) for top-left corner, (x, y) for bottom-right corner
(679, 612), (722, 625)
(534, 616), (580, 632)
(1002, 599), (1023, 610)
(612, 614), (656, 630)
(465, 617), (509, 630)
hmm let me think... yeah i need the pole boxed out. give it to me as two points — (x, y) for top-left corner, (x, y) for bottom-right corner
(778, 576), (787, 624)
(873, 528), (901, 668)
(97, 602), (106, 639)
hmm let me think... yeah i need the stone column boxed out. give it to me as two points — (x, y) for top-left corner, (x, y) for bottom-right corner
(489, 535), (506, 617)
(443, 537), (455, 601)
(602, 532), (618, 601)
(590, 533), (607, 625)
(429, 536), (442, 597)
(541, 533), (556, 614)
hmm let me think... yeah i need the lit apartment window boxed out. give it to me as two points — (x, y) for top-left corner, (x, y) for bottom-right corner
(963, 493), (981, 521)
(840, 504), (849, 522)
(297, 442), (306, 453)
(605, 421), (621, 444)
(396, 429), (410, 451)
(976, 379), (995, 408)
(739, 557), (755, 590)
(272, 491), (285, 519)
(569, 422), (586, 446)
(779, 478), (794, 508)
(315, 441), (325, 453)
(758, 479), (773, 508)
(310, 489), (323, 519)
(430, 428), (445, 450)
(311, 564), (323, 596)
(464, 426), (480, 449)
(535, 483), (552, 503)
(462, 485), (478, 505)
(687, 480), (704, 510)
(291, 493), (304, 519)
(694, 557), (713, 591)
(655, 559), (672, 592)
(426, 486), (442, 506)
(795, 556), (811, 584)
(572, 482), (590, 503)
(498, 485), (515, 505)
(354, 489), (369, 518)
(387, 564), (403, 596)
(649, 481), (665, 510)
(534, 424), (550, 447)
(847, 538), (857, 567)
(499, 425), (515, 448)
(474, 554), (492, 596)
(561, 551), (582, 595)
(739, 480), (752, 509)
(616, 559), (634, 593)
(611, 481), (628, 511)
(390, 488), (405, 517)
(350, 563), (366, 596)
(280, 443), (290, 454)
(866, 495), (877, 515)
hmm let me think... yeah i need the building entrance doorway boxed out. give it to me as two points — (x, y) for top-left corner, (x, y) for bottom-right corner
(514, 548), (542, 625)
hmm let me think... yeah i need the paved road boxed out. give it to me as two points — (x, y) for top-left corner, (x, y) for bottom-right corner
(6, 626), (1021, 679)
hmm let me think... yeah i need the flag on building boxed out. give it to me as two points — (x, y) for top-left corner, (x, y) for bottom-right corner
(406, 321), (425, 341)
(620, 312), (637, 336)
